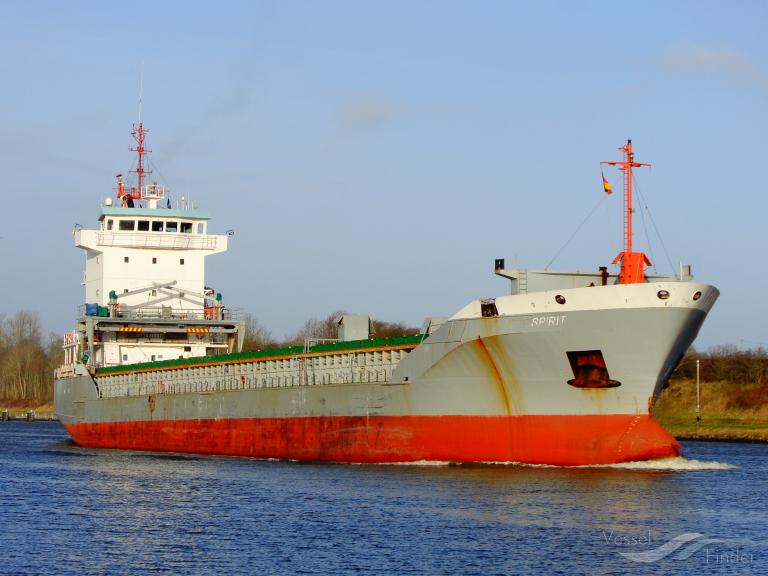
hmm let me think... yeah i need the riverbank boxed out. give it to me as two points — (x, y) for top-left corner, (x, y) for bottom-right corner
(654, 378), (768, 442)
(0, 401), (55, 420)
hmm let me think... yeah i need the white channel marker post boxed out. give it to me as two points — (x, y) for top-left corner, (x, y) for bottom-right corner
(696, 359), (701, 423)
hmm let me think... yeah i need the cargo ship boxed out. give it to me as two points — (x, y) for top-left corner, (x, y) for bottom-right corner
(54, 127), (718, 465)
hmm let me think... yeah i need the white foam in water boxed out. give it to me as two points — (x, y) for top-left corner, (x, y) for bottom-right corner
(482, 457), (737, 471)
(371, 460), (455, 466)
(584, 456), (737, 471)
(371, 457), (736, 470)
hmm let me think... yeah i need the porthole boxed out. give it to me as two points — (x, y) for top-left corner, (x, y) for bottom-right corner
(693, 291), (702, 301)
(555, 295), (566, 305)
(657, 290), (670, 300)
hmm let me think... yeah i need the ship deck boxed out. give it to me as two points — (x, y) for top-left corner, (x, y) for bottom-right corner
(94, 333), (426, 377)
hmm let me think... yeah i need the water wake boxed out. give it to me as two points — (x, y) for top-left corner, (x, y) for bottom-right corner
(373, 456), (736, 470)
(583, 456), (736, 471)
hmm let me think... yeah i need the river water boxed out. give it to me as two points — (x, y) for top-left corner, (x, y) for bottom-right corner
(0, 421), (766, 575)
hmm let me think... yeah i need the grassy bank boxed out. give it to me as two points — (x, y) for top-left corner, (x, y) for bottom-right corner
(654, 378), (768, 442)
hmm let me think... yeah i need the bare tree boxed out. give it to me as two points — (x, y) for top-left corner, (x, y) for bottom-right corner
(284, 311), (420, 345)
(287, 310), (348, 345)
(371, 319), (420, 338)
(241, 314), (276, 351)
(0, 311), (54, 403)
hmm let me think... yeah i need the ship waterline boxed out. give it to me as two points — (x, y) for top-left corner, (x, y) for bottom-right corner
(62, 414), (679, 466)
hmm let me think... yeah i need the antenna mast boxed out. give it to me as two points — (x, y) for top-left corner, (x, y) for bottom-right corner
(129, 65), (151, 198)
(139, 61), (144, 124)
(601, 140), (652, 284)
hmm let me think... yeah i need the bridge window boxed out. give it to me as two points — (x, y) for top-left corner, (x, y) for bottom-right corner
(152, 221), (164, 232)
(106, 219), (114, 230)
(124, 256), (129, 263)
(119, 220), (135, 231)
(180, 258), (185, 265)
(152, 257), (157, 264)
(137, 220), (150, 231)
(181, 222), (193, 233)
(196, 223), (205, 234)
(166, 221), (178, 233)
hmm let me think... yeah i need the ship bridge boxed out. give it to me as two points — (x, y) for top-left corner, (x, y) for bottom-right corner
(96, 207), (218, 249)
(75, 205), (228, 312)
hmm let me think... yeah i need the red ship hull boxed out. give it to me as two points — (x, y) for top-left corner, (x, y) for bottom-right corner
(65, 413), (680, 466)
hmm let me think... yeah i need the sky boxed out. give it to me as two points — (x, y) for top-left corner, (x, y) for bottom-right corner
(0, 1), (765, 349)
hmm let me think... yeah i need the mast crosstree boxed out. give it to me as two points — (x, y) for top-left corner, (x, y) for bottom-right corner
(602, 140), (651, 284)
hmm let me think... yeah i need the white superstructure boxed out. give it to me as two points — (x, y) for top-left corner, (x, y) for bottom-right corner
(75, 206), (227, 311)
(59, 123), (243, 374)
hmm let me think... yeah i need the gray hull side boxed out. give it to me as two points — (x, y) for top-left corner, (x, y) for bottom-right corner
(56, 306), (706, 426)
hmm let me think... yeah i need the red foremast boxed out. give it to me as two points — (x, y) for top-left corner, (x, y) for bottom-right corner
(602, 140), (652, 284)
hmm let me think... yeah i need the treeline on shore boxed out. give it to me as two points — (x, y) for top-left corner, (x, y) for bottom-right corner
(0, 312), (60, 404)
(240, 310), (420, 351)
(671, 345), (768, 385)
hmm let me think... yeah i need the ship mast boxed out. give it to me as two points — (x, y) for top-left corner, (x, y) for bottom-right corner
(601, 140), (651, 284)
(130, 123), (151, 198)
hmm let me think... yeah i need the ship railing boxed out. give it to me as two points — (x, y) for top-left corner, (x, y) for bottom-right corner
(96, 232), (218, 250)
(77, 304), (243, 322)
(55, 364), (77, 379)
(94, 347), (413, 399)
(96, 366), (399, 398)
(141, 183), (166, 198)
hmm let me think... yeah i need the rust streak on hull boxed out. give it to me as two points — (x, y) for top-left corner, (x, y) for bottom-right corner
(474, 336), (512, 416)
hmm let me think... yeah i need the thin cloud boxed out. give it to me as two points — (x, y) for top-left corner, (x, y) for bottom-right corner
(339, 98), (395, 131)
(662, 45), (767, 87)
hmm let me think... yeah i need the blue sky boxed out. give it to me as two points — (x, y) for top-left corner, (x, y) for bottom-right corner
(0, 1), (766, 348)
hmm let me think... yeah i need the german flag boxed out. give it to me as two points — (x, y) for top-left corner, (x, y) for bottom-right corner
(602, 172), (613, 195)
